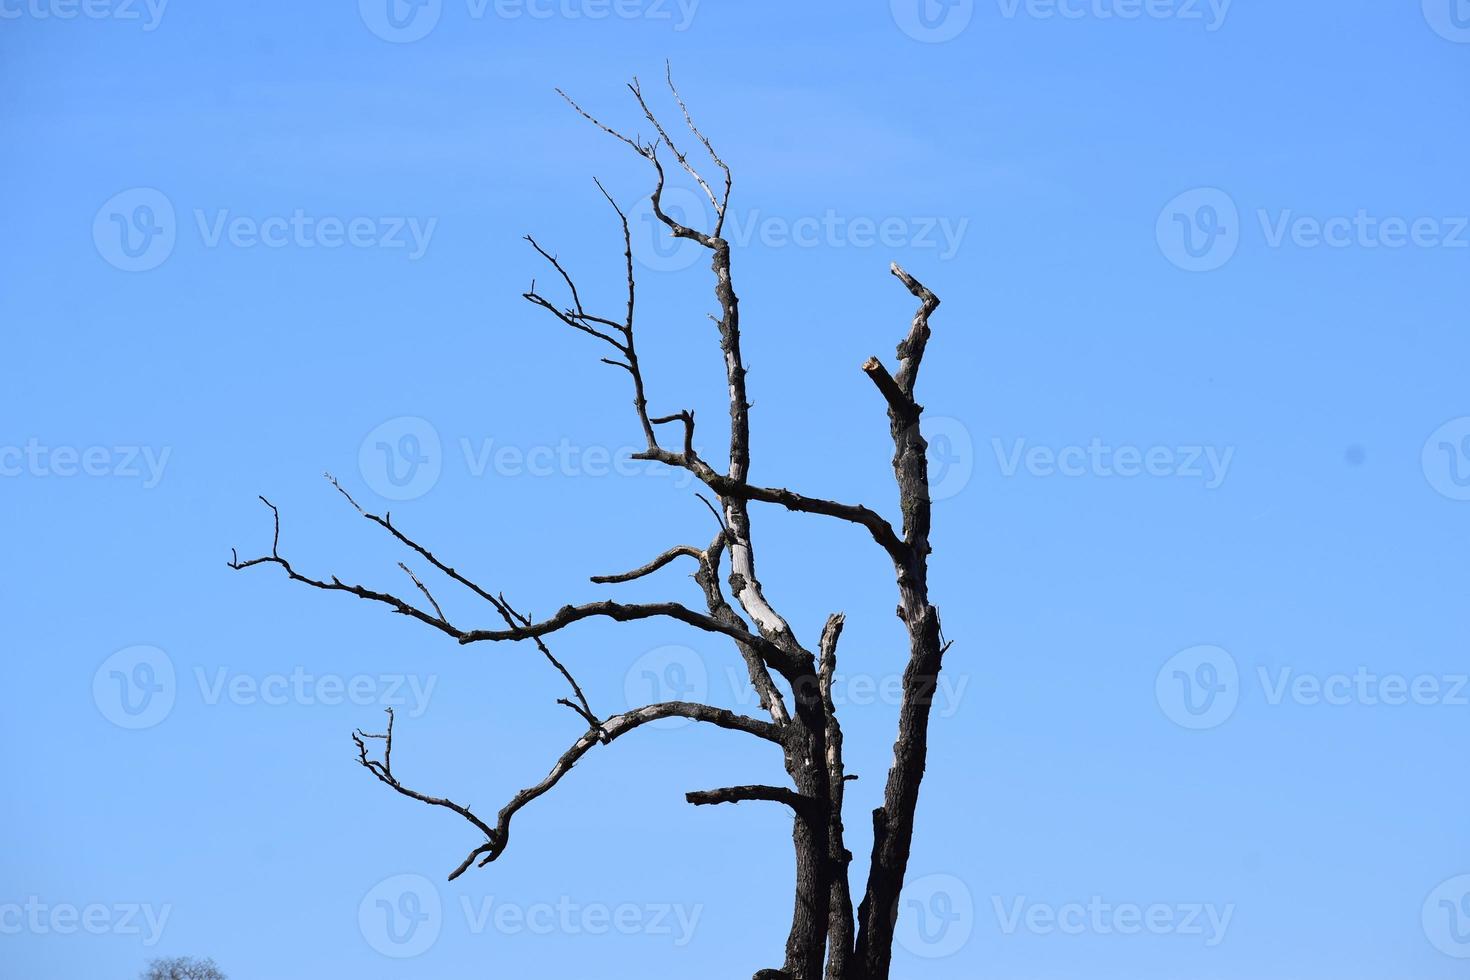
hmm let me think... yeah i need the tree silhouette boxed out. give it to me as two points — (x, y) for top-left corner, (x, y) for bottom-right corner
(231, 66), (951, 980)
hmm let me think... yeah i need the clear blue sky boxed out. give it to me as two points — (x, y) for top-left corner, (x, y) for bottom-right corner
(4, 2), (1469, 978)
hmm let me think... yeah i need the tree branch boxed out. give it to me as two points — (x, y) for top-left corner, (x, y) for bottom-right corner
(855, 265), (950, 980)
(710, 476), (909, 568)
(693, 530), (790, 726)
(664, 60), (732, 236)
(627, 70), (724, 228)
(228, 497), (465, 640)
(463, 702), (782, 876)
(888, 261), (941, 398)
(318, 474), (602, 727)
(456, 598), (802, 677)
(590, 544), (705, 584)
(353, 707), (497, 861)
(819, 613), (855, 980)
(685, 784), (823, 821)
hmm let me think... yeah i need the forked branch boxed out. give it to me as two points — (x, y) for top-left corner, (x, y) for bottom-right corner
(234, 72), (951, 980)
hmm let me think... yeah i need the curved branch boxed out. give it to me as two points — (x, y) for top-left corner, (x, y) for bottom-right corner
(889, 261), (941, 398)
(590, 544), (705, 584)
(463, 701), (781, 877)
(354, 707), (496, 844)
(710, 477), (909, 568)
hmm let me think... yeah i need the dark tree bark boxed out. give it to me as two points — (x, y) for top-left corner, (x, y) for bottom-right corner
(231, 66), (949, 980)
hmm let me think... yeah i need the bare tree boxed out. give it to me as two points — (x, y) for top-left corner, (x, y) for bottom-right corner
(140, 957), (226, 980)
(231, 67), (950, 980)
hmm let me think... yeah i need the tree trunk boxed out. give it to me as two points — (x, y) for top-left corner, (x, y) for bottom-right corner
(780, 686), (834, 979)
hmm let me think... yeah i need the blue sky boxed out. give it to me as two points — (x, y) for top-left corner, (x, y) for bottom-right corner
(3, 2), (1469, 977)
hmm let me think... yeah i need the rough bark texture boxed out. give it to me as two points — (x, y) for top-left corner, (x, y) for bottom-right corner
(853, 270), (948, 980)
(231, 68), (949, 980)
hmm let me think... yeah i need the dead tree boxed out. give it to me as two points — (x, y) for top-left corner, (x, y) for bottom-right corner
(231, 67), (950, 980)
